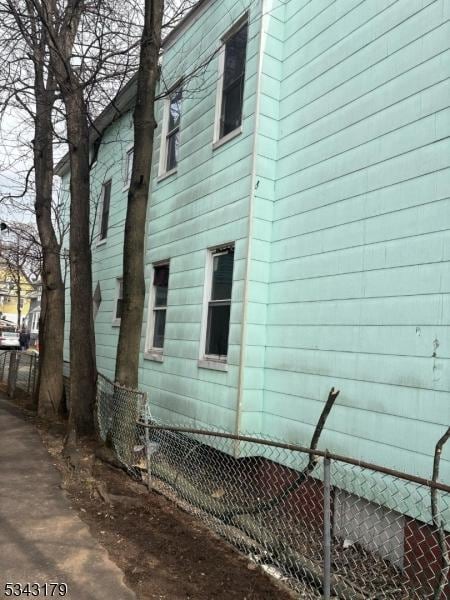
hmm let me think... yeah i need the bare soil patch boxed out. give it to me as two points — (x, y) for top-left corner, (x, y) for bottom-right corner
(36, 419), (295, 600)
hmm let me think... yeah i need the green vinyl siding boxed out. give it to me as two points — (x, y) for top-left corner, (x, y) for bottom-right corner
(263, 0), (450, 480)
(61, 0), (450, 482)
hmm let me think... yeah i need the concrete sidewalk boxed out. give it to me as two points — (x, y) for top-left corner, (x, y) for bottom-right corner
(0, 399), (135, 600)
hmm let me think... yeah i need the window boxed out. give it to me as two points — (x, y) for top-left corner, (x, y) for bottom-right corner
(124, 147), (133, 187)
(160, 87), (182, 174)
(93, 281), (102, 319)
(216, 21), (248, 140)
(147, 263), (169, 352)
(99, 180), (112, 241)
(203, 246), (234, 359)
(114, 278), (123, 323)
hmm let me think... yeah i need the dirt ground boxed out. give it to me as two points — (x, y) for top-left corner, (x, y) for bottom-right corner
(33, 418), (296, 600)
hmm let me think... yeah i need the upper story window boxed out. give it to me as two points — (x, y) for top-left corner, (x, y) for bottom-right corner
(159, 87), (182, 176)
(215, 20), (248, 142)
(93, 281), (102, 319)
(202, 245), (234, 361)
(99, 179), (112, 241)
(114, 278), (123, 324)
(124, 147), (133, 187)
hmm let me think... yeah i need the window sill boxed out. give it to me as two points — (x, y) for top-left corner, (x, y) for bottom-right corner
(112, 318), (121, 327)
(157, 168), (177, 183)
(96, 239), (107, 248)
(144, 350), (164, 363)
(212, 126), (242, 151)
(198, 358), (228, 372)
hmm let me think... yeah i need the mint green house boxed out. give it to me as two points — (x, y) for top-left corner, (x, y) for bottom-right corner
(59, 0), (450, 486)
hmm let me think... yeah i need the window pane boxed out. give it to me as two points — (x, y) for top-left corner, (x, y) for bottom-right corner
(154, 265), (169, 307)
(221, 77), (244, 137)
(126, 149), (133, 183)
(153, 309), (166, 348)
(116, 298), (123, 320)
(223, 24), (248, 89)
(166, 130), (179, 171)
(211, 251), (234, 300)
(93, 282), (102, 319)
(100, 180), (111, 240)
(206, 303), (231, 356)
(168, 89), (182, 131)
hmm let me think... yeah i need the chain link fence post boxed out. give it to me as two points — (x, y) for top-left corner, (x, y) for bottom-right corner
(26, 353), (33, 394)
(323, 455), (331, 600)
(144, 398), (152, 491)
(7, 351), (17, 398)
(32, 353), (38, 394)
(0, 351), (5, 382)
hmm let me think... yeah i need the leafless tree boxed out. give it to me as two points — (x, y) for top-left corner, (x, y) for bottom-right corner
(115, 0), (164, 388)
(115, 0), (204, 388)
(0, 0), (67, 419)
(0, 0), (143, 441)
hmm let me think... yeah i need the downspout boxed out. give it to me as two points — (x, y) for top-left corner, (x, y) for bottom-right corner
(234, 0), (268, 443)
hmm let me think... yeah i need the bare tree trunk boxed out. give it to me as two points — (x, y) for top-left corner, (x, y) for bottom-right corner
(34, 89), (65, 419)
(115, 0), (164, 388)
(17, 272), (21, 329)
(64, 89), (97, 438)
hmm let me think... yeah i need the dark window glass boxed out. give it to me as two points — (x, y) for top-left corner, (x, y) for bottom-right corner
(165, 88), (182, 171)
(221, 23), (248, 138)
(205, 248), (234, 358)
(154, 265), (169, 307)
(116, 299), (123, 319)
(93, 282), (102, 319)
(153, 310), (166, 348)
(99, 180), (111, 240)
(211, 251), (234, 300)
(116, 279), (123, 319)
(206, 304), (231, 357)
(166, 130), (180, 172)
(168, 89), (182, 130)
(151, 264), (169, 349)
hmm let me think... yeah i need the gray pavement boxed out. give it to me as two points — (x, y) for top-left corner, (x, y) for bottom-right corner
(0, 399), (136, 600)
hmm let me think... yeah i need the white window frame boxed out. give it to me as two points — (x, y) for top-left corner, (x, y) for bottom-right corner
(112, 277), (123, 326)
(213, 15), (248, 148)
(158, 84), (182, 180)
(123, 145), (134, 191)
(198, 244), (234, 370)
(97, 179), (112, 245)
(144, 261), (170, 361)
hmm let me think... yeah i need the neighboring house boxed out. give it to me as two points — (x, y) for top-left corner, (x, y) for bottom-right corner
(0, 266), (35, 327)
(24, 284), (42, 345)
(58, 0), (450, 526)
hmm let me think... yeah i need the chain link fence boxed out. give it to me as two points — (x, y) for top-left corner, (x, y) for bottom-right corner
(96, 372), (147, 470)
(94, 380), (450, 599)
(2, 356), (449, 598)
(0, 350), (38, 398)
